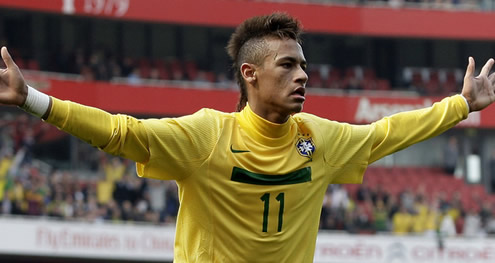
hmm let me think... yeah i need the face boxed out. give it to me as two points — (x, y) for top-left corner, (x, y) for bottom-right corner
(244, 37), (308, 123)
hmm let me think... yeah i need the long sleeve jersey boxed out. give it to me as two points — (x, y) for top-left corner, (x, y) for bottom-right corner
(45, 95), (468, 262)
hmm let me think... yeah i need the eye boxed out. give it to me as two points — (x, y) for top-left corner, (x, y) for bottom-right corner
(281, 63), (292, 69)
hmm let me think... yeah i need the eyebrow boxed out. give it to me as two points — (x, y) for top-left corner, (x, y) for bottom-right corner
(276, 56), (307, 67)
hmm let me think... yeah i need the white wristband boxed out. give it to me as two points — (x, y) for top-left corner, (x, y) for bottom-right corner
(460, 94), (470, 113)
(20, 85), (50, 118)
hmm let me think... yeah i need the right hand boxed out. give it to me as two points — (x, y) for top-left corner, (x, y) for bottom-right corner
(461, 57), (495, 112)
(0, 46), (28, 106)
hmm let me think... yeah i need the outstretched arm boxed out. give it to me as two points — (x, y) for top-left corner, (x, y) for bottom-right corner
(368, 57), (495, 163)
(0, 46), (150, 163)
(462, 57), (495, 112)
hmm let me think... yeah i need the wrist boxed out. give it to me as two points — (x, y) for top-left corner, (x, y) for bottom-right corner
(460, 94), (471, 113)
(19, 85), (51, 118)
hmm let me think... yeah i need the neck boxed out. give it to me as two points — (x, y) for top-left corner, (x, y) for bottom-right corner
(248, 102), (290, 124)
(238, 104), (294, 145)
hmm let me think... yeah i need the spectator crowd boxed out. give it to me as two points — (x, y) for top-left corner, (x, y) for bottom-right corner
(321, 183), (495, 237)
(0, 113), (180, 225)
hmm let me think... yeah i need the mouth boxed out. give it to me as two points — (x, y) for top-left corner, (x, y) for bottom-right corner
(291, 87), (306, 101)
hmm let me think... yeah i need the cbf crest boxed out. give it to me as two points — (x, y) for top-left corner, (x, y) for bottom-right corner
(296, 137), (315, 160)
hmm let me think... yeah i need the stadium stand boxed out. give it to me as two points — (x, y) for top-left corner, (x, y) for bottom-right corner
(2, 0), (495, 262)
(0, 0), (494, 231)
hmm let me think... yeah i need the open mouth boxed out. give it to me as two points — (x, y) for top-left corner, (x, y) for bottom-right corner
(292, 87), (306, 99)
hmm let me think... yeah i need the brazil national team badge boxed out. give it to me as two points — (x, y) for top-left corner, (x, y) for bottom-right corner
(296, 137), (315, 160)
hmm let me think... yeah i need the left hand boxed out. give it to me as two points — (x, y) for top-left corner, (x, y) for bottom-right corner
(461, 57), (495, 112)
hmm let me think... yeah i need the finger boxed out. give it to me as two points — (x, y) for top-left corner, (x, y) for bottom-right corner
(489, 72), (495, 85)
(480, 58), (495, 77)
(1, 46), (16, 69)
(489, 89), (495, 103)
(0, 67), (7, 78)
(464, 57), (475, 80)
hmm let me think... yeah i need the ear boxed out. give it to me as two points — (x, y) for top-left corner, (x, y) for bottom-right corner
(240, 63), (257, 85)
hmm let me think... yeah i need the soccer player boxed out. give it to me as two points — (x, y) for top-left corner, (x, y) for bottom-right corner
(1, 12), (495, 262)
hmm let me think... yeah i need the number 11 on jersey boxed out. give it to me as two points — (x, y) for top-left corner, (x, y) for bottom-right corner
(260, 192), (285, 232)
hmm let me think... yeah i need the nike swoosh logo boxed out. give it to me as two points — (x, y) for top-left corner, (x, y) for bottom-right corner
(230, 145), (250, 153)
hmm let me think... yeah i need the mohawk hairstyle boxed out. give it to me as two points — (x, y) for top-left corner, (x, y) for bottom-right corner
(226, 12), (302, 111)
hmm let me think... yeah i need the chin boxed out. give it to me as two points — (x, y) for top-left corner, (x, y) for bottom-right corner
(290, 104), (304, 114)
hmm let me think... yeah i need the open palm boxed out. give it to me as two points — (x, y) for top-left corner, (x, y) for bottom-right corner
(0, 47), (27, 106)
(462, 57), (495, 112)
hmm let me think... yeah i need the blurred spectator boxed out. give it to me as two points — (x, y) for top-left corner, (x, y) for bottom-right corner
(463, 206), (484, 237)
(8, 177), (26, 215)
(400, 188), (416, 213)
(148, 179), (166, 213)
(330, 185), (350, 210)
(411, 194), (429, 233)
(127, 68), (142, 85)
(113, 173), (132, 206)
(486, 215), (495, 234)
(349, 202), (373, 233)
(24, 169), (49, 216)
(97, 174), (114, 205)
(163, 181), (179, 223)
(372, 199), (389, 232)
(439, 209), (457, 237)
(371, 184), (389, 206)
(443, 136), (459, 175)
(490, 149), (495, 193)
(320, 189), (333, 229)
(88, 49), (111, 81)
(121, 200), (136, 221)
(102, 157), (127, 182)
(447, 193), (465, 228)
(423, 201), (440, 236)
(387, 194), (400, 221)
(0, 148), (13, 202)
(356, 182), (373, 202)
(344, 76), (363, 90)
(392, 204), (413, 234)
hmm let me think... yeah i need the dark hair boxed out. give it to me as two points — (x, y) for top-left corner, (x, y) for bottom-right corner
(226, 12), (302, 111)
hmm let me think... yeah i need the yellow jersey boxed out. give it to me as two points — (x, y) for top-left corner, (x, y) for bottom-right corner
(45, 95), (468, 262)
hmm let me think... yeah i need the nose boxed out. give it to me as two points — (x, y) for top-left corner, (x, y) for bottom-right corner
(296, 66), (308, 86)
